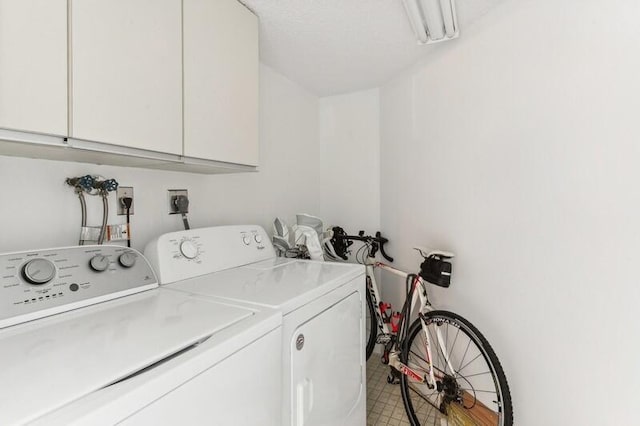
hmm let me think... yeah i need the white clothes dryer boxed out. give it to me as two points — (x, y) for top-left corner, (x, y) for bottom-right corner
(145, 225), (367, 426)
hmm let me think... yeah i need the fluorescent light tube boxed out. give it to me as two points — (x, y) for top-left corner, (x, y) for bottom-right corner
(402, 0), (459, 44)
(420, 0), (445, 41)
(401, 0), (428, 44)
(440, 0), (457, 38)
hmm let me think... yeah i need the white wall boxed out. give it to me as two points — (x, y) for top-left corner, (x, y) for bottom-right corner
(319, 89), (380, 236)
(0, 64), (320, 253)
(380, 0), (640, 424)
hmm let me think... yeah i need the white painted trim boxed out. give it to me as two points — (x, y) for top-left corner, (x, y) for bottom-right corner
(0, 128), (67, 146)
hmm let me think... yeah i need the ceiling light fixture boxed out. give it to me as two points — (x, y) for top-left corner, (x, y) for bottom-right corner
(401, 0), (459, 45)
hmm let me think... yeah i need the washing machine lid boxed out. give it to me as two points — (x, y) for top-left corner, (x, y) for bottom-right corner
(0, 289), (257, 425)
(165, 260), (364, 313)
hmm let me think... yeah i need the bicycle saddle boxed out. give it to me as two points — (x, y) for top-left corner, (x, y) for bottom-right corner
(414, 247), (455, 259)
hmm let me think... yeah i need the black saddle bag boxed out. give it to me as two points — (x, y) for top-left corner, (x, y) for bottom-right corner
(419, 255), (452, 288)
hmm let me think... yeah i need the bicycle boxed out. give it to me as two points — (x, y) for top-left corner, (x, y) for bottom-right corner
(328, 228), (513, 426)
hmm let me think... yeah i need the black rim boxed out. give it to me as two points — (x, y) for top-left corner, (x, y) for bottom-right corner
(401, 312), (511, 426)
(365, 285), (377, 360)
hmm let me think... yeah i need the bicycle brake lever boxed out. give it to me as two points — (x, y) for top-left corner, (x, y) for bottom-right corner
(376, 232), (394, 262)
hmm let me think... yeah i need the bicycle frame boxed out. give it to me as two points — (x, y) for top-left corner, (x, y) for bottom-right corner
(365, 256), (456, 390)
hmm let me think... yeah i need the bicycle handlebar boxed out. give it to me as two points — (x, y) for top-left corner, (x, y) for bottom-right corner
(332, 231), (394, 263)
(375, 232), (394, 263)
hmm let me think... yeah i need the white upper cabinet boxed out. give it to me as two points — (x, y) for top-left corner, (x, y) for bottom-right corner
(0, 0), (259, 172)
(70, 0), (182, 155)
(0, 0), (67, 136)
(183, 0), (259, 166)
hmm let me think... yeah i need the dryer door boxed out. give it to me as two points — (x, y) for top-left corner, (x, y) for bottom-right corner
(291, 291), (363, 426)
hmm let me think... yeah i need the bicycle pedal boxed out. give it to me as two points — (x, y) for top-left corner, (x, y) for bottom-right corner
(386, 373), (400, 385)
(386, 367), (401, 385)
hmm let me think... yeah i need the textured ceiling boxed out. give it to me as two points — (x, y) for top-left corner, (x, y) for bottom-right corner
(241, 0), (506, 96)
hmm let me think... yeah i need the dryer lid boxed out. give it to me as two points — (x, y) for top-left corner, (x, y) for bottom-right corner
(0, 289), (255, 425)
(165, 260), (364, 313)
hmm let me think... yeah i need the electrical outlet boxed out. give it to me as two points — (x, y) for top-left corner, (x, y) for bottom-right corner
(168, 189), (188, 214)
(117, 187), (134, 215)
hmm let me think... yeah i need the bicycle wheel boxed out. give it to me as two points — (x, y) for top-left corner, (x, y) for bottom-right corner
(365, 281), (377, 360)
(400, 311), (512, 426)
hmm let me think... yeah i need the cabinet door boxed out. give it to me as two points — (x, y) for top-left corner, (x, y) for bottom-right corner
(0, 0), (67, 136)
(71, 0), (182, 154)
(183, 0), (259, 166)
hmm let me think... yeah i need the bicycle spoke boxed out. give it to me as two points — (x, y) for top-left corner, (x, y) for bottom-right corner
(408, 383), (440, 422)
(410, 348), (430, 368)
(409, 336), (429, 365)
(458, 352), (482, 373)
(458, 388), (498, 394)
(409, 384), (438, 405)
(457, 338), (472, 374)
(432, 324), (453, 376)
(445, 323), (448, 355)
(456, 370), (492, 379)
(450, 327), (460, 361)
(427, 325), (447, 375)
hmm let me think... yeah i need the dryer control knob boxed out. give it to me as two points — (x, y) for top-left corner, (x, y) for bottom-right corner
(180, 240), (199, 259)
(118, 252), (137, 268)
(22, 259), (56, 285)
(89, 255), (110, 272)
(242, 235), (251, 245)
(254, 234), (263, 244)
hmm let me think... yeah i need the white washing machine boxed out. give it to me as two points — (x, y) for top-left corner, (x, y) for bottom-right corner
(0, 244), (282, 425)
(144, 225), (367, 426)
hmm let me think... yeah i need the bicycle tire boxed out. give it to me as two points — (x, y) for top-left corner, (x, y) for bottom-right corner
(365, 285), (377, 360)
(400, 310), (513, 426)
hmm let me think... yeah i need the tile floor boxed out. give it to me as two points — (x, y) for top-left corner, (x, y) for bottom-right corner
(366, 357), (411, 426)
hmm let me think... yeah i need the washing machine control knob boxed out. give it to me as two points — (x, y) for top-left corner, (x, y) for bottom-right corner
(254, 234), (263, 244)
(22, 259), (56, 285)
(89, 255), (110, 272)
(180, 240), (199, 259)
(242, 235), (251, 245)
(118, 252), (137, 268)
